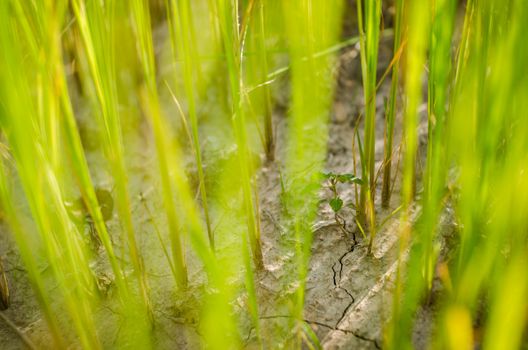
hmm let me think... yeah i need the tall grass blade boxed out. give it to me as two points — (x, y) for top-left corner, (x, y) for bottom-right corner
(281, 0), (344, 345)
(166, 0), (215, 250)
(381, 0), (404, 208)
(131, 0), (188, 289)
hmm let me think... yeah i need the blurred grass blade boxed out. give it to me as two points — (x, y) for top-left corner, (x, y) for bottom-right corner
(381, 0), (404, 208)
(281, 0), (344, 345)
(166, 0), (214, 250)
(132, 0), (188, 289)
(356, 0), (381, 245)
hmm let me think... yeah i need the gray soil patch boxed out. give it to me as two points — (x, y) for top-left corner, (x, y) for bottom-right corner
(0, 17), (448, 350)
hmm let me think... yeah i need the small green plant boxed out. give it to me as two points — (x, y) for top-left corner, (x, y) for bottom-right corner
(323, 172), (363, 243)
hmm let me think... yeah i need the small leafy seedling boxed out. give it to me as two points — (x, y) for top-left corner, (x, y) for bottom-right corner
(323, 172), (363, 209)
(322, 172), (363, 243)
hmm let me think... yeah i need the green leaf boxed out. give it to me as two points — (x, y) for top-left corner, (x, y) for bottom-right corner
(336, 173), (363, 184)
(350, 177), (363, 185)
(321, 172), (334, 179)
(329, 197), (343, 212)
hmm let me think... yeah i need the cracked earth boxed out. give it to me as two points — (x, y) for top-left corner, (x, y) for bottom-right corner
(0, 27), (434, 348)
(239, 56), (431, 346)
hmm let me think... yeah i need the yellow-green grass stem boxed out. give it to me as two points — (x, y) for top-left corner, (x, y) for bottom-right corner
(385, 0), (431, 347)
(357, 0), (382, 247)
(166, 0), (215, 250)
(381, 0), (404, 209)
(132, 0), (188, 289)
(282, 0), (344, 345)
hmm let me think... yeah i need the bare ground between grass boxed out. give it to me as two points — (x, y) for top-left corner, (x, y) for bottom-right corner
(0, 29), (454, 350)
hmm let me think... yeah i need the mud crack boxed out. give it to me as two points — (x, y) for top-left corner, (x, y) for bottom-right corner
(254, 315), (381, 349)
(331, 241), (357, 328)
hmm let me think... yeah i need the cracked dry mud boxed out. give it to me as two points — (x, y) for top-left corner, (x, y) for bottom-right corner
(251, 205), (404, 349)
(0, 24), (441, 349)
(242, 56), (432, 346)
